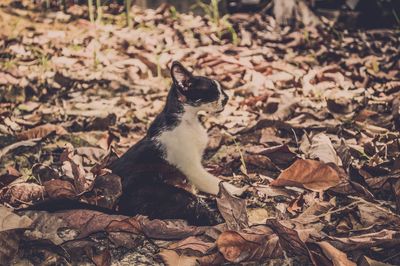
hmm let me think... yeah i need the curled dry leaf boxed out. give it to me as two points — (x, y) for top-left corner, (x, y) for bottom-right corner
(216, 182), (248, 230)
(302, 133), (342, 165)
(256, 144), (298, 168)
(270, 159), (346, 191)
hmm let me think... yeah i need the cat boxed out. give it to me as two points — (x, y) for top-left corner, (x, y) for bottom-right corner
(22, 61), (247, 225)
(110, 60), (246, 196)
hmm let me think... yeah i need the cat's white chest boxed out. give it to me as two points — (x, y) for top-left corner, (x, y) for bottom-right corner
(158, 118), (207, 162)
(156, 110), (208, 175)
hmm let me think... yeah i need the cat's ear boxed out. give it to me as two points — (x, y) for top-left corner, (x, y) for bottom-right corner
(170, 61), (192, 90)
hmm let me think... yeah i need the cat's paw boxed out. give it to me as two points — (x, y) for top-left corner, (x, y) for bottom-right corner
(222, 182), (249, 196)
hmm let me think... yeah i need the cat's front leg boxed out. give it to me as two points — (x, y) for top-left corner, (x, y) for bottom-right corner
(186, 166), (247, 196)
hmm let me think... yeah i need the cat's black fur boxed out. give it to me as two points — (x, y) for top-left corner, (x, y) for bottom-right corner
(22, 61), (229, 225)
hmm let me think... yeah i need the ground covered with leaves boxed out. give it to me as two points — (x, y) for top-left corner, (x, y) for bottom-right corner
(1, 1), (400, 265)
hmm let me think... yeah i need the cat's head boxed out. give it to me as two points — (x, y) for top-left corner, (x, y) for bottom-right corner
(170, 61), (228, 113)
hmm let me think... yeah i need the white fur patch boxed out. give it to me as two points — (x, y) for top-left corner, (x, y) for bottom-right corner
(214, 80), (225, 111)
(156, 105), (221, 195)
(214, 80), (222, 93)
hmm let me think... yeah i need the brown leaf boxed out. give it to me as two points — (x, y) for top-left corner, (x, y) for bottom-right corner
(0, 206), (32, 232)
(0, 139), (40, 160)
(0, 183), (45, 207)
(247, 208), (270, 225)
(301, 133), (342, 165)
(287, 194), (305, 214)
(43, 179), (76, 199)
(266, 219), (309, 257)
(169, 236), (215, 254)
(327, 229), (400, 251)
(0, 166), (20, 188)
(217, 226), (282, 263)
(243, 153), (278, 171)
(60, 148), (87, 194)
(216, 183), (248, 230)
(106, 216), (205, 240)
(316, 241), (356, 266)
(356, 200), (400, 228)
(257, 144), (297, 168)
(17, 124), (68, 140)
(270, 159), (345, 191)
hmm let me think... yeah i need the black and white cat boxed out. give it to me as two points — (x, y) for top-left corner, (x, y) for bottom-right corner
(24, 61), (246, 225)
(111, 61), (245, 196)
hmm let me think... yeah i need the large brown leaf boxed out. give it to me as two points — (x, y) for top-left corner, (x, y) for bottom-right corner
(216, 183), (248, 230)
(216, 226), (282, 263)
(22, 210), (205, 245)
(270, 159), (345, 191)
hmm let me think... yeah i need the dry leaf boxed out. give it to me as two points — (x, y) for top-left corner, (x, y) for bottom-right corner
(17, 124), (68, 140)
(43, 179), (76, 199)
(0, 206), (32, 232)
(216, 182), (248, 230)
(217, 226), (282, 263)
(316, 241), (356, 266)
(270, 159), (345, 191)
